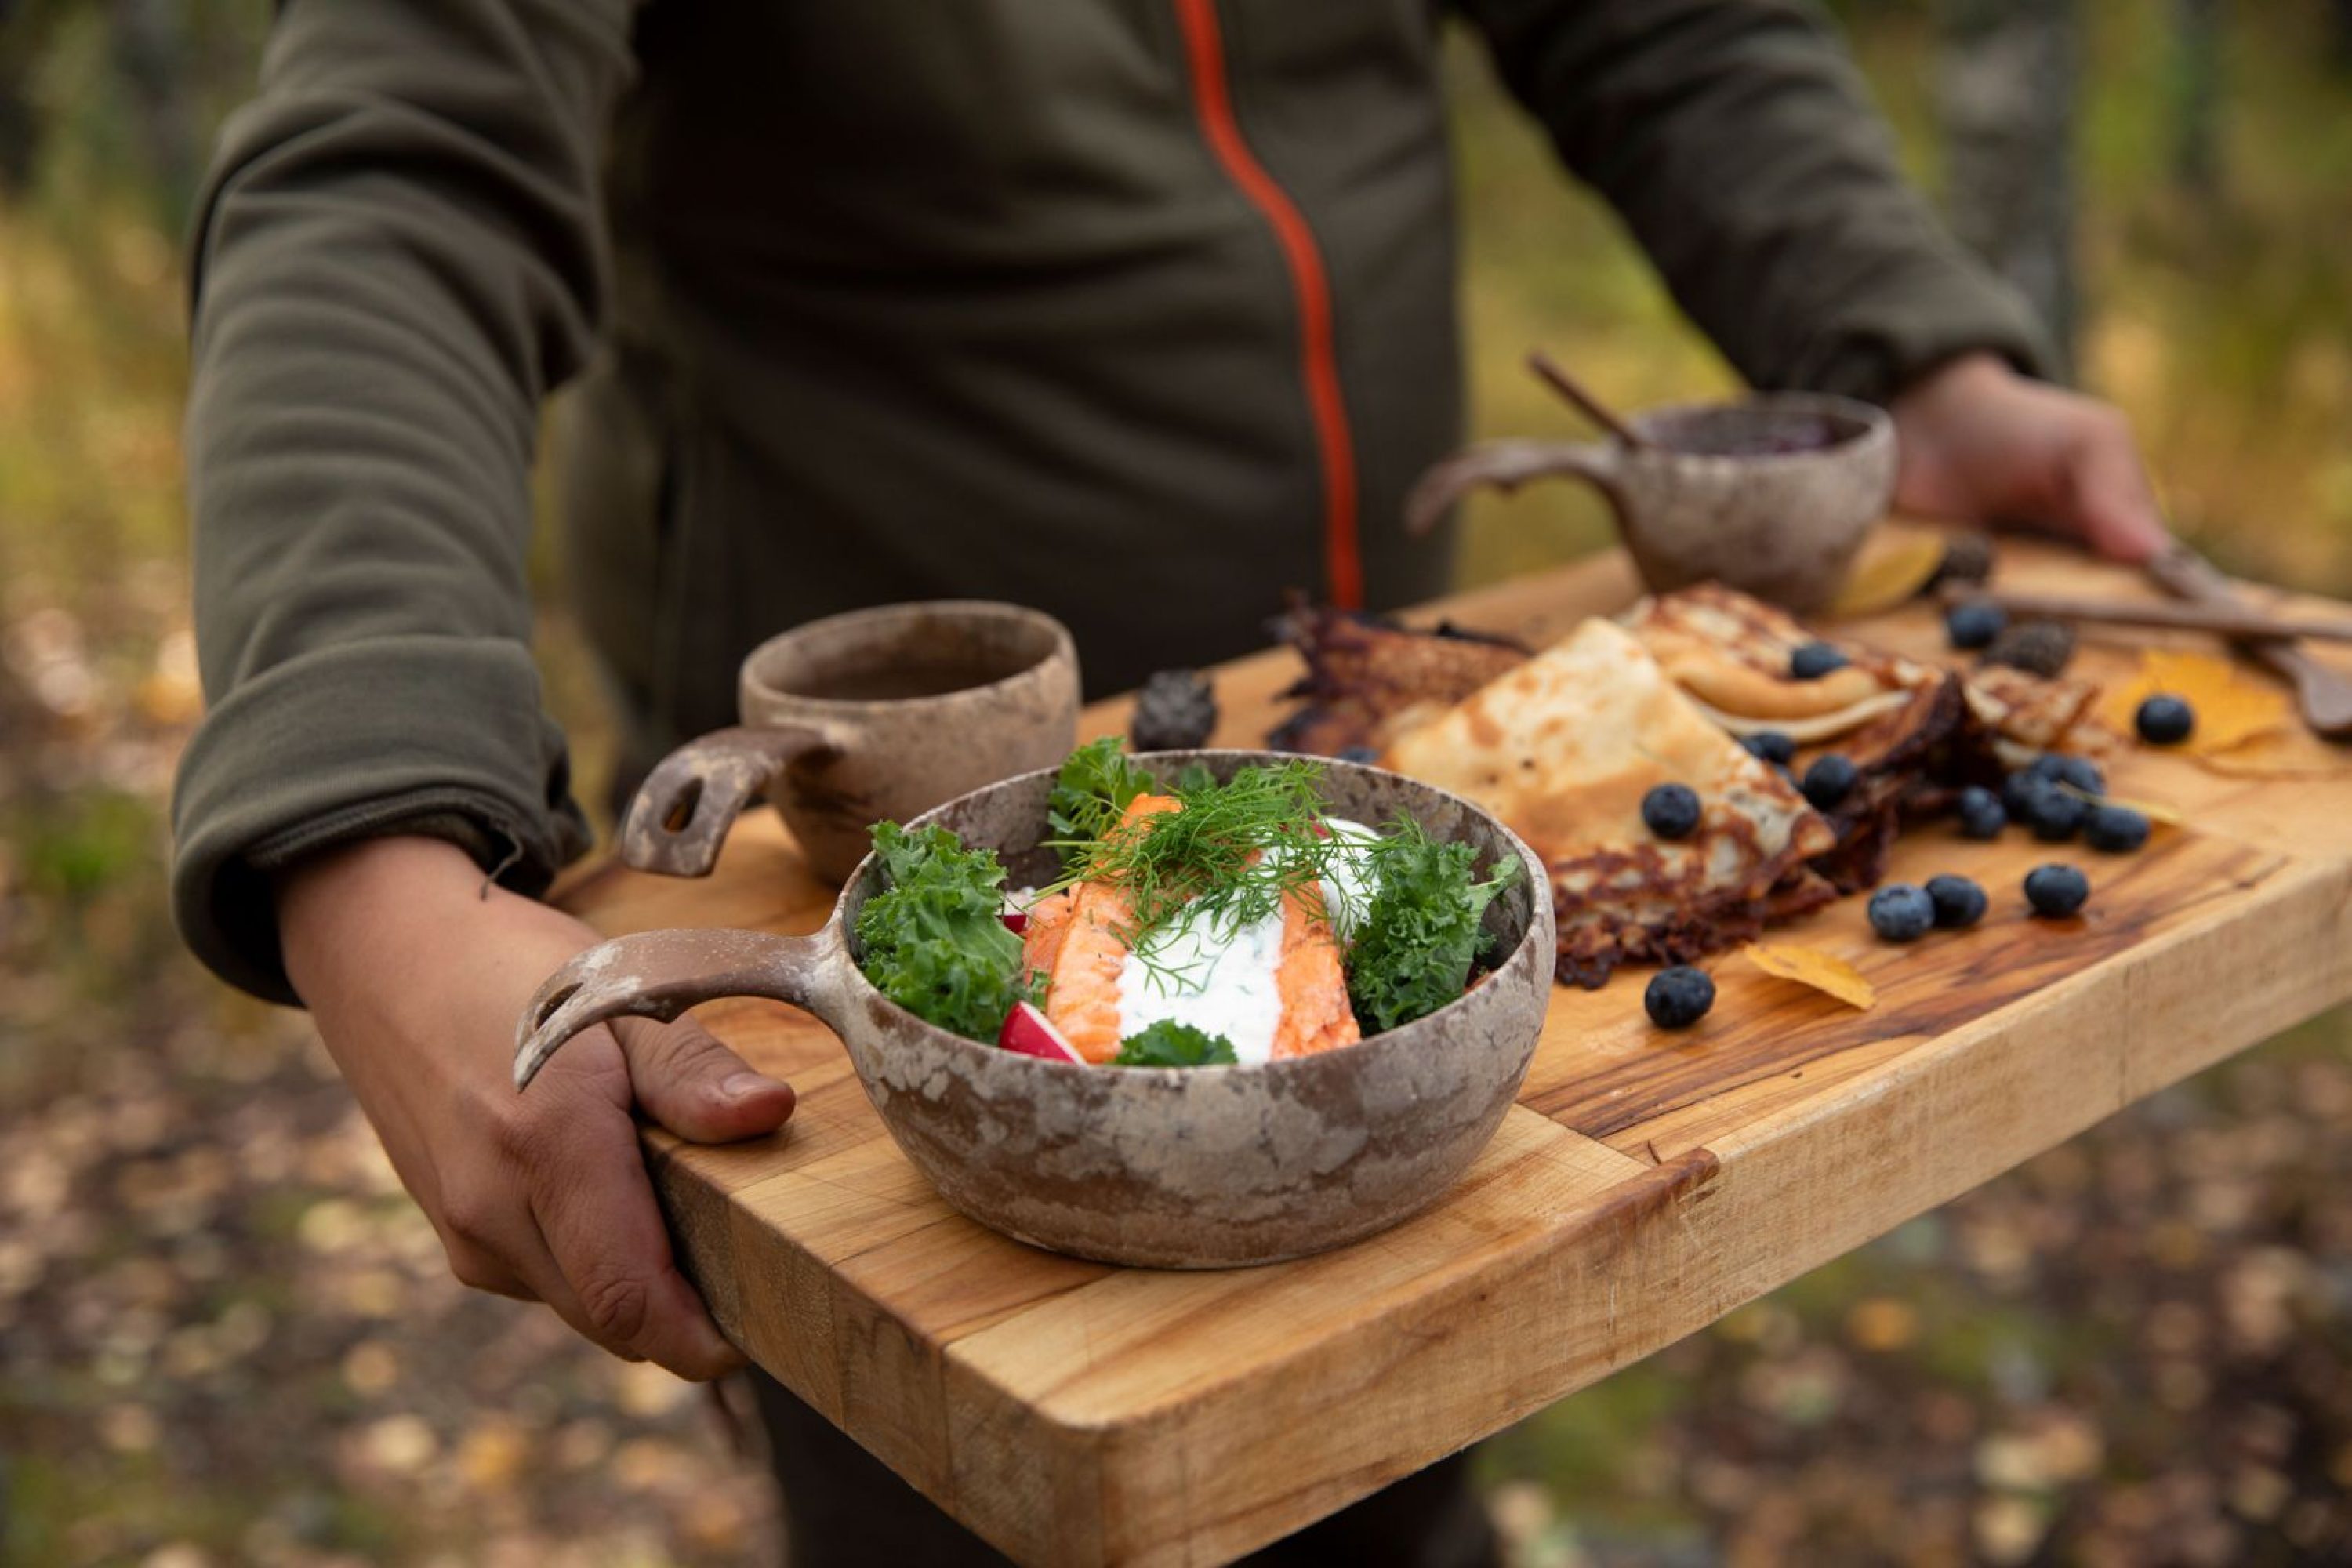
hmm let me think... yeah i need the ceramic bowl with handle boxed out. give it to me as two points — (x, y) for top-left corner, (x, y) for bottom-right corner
(1408, 392), (1896, 612)
(622, 600), (1080, 884)
(515, 752), (1556, 1269)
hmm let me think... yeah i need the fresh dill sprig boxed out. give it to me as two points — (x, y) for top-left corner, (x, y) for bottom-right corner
(1042, 759), (1355, 947)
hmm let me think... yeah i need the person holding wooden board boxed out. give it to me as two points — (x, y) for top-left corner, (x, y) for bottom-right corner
(171, 2), (2170, 1561)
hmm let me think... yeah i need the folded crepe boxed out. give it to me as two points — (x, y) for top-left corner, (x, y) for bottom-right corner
(1622, 582), (2099, 759)
(1620, 583), (1942, 741)
(1383, 618), (1838, 987)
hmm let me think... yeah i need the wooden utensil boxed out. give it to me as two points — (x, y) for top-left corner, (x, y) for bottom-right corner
(1940, 584), (2352, 645)
(1526, 351), (1653, 448)
(2145, 544), (2352, 739)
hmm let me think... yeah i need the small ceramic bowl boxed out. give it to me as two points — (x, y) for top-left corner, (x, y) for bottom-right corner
(621, 601), (1080, 884)
(515, 753), (1556, 1269)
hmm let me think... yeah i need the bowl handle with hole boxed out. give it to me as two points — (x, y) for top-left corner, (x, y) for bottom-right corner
(513, 924), (851, 1091)
(621, 724), (842, 878)
(1403, 438), (1626, 538)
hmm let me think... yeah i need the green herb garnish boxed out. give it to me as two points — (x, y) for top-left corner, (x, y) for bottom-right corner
(1045, 736), (1155, 851)
(854, 822), (1035, 1042)
(1112, 1020), (1239, 1068)
(1047, 759), (1348, 949)
(1345, 818), (1520, 1034)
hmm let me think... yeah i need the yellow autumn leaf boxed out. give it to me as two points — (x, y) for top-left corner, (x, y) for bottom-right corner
(1825, 525), (1948, 619)
(2096, 648), (2292, 755)
(1742, 942), (1878, 1010)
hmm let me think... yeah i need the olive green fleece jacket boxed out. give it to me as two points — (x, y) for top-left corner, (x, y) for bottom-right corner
(172, 0), (2052, 1004)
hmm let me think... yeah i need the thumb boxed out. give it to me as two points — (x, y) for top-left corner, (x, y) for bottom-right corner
(610, 1014), (797, 1142)
(2065, 420), (2172, 564)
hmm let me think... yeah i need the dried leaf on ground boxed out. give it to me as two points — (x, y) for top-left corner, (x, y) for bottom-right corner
(2096, 649), (2292, 757)
(1827, 526), (1948, 618)
(1743, 942), (1878, 1010)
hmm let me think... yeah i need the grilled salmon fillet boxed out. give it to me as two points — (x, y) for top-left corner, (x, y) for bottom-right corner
(1269, 884), (1361, 1058)
(1044, 793), (1181, 1062)
(1039, 792), (1360, 1062)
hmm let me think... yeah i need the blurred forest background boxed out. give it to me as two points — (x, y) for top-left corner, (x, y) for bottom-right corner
(3, 2), (2351, 1565)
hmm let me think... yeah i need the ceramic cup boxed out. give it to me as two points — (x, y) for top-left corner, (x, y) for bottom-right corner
(622, 601), (1080, 884)
(1407, 392), (1897, 612)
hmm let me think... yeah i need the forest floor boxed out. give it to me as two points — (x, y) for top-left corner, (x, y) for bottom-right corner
(6, 5), (2352, 1566)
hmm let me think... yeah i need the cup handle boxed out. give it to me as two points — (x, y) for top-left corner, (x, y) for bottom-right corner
(621, 724), (840, 878)
(1404, 438), (1626, 537)
(513, 924), (851, 1091)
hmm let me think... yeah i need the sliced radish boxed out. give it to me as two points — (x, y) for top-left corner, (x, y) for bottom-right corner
(1000, 911), (1029, 935)
(998, 1001), (1084, 1064)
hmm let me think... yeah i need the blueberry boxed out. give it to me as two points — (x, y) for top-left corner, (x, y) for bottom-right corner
(2002, 769), (2042, 818)
(1642, 782), (1703, 840)
(2020, 782), (2086, 841)
(1742, 730), (1797, 767)
(2024, 863), (2090, 918)
(1801, 753), (1859, 811)
(1925, 873), (1988, 929)
(1945, 601), (2007, 651)
(2136, 695), (2196, 746)
(1644, 965), (1716, 1029)
(1790, 641), (1849, 681)
(1335, 744), (1381, 765)
(2083, 804), (2151, 853)
(2054, 755), (2104, 796)
(1868, 884), (1937, 942)
(1956, 785), (2007, 840)
(2025, 753), (2069, 784)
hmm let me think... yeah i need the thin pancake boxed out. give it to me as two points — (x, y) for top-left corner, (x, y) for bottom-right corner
(1385, 619), (1838, 987)
(1621, 583), (1943, 738)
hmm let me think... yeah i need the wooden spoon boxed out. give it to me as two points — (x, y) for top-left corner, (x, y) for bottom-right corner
(2144, 544), (2352, 739)
(1526, 351), (1653, 449)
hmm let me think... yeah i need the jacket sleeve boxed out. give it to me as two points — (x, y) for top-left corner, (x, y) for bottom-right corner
(171, 0), (641, 1004)
(1456, 0), (2056, 401)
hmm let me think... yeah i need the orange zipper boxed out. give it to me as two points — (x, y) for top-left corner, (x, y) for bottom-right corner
(1171, 0), (1363, 610)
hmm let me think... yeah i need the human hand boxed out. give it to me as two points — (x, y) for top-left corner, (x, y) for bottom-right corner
(1889, 351), (2172, 563)
(276, 836), (795, 1380)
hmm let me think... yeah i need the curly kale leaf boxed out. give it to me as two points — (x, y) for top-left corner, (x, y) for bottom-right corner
(1112, 1020), (1239, 1068)
(1045, 736), (1156, 851)
(1345, 824), (1520, 1035)
(854, 822), (1032, 1042)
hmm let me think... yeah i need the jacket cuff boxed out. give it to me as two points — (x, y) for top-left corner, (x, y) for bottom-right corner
(1778, 249), (2060, 406)
(170, 635), (593, 1005)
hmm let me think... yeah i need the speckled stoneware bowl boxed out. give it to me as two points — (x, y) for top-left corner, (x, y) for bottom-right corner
(514, 753), (1555, 1269)
(1407, 392), (1896, 612)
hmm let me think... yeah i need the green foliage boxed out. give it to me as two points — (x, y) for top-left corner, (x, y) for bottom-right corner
(852, 822), (1032, 1042)
(1044, 736), (1155, 850)
(1049, 759), (1344, 946)
(16, 790), (155, 901)
(1345, 820), (1519, 1035)
(1112, 1020), (1238, 1068)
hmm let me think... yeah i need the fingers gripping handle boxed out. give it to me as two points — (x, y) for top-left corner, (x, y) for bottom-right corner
(621, 724), (837, 878)
(514, 925), (844, 1091)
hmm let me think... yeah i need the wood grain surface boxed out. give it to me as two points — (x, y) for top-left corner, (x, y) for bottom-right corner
(557, 541), (2352, 1567)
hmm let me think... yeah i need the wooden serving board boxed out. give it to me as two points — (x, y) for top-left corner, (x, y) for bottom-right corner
(557, 542), (2352, 1566)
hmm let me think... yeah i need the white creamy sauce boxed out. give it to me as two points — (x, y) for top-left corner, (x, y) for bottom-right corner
(1113, 818), (1381, 1064)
